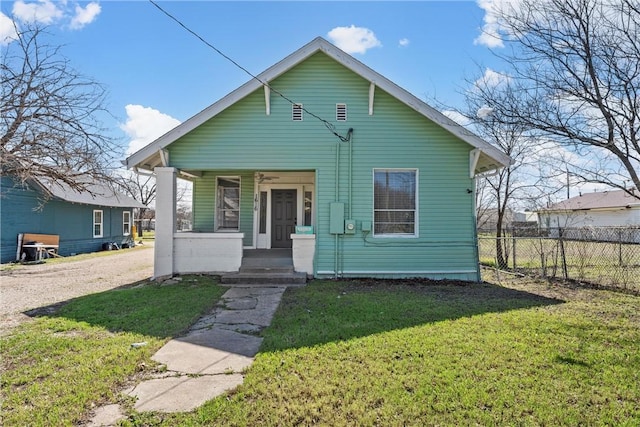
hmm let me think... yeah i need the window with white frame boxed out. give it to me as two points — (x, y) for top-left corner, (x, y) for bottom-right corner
(123, 211), (131, 236)
(373, 169), (417, 236)
(216, 177), (240, 230)
(93, 210), (103, 238)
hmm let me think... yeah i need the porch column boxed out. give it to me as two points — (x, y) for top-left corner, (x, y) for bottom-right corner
(291, 233), (316, 276)
(154, 167), (177, 279)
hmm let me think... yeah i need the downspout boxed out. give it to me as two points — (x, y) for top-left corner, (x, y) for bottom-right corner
(471, 175), (481, 282)
(348, 128), (354, 218)
(334, 129), (354, 279)
(344, 128), (354, 278)
(335, 140), (340, 279)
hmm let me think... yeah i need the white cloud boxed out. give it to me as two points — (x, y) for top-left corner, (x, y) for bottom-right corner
(442, 110), (472, 127)
(70, 2), (101, 30)
(12, 0), (63, 25)
(327, 25), (382, 54)
(0, 13), (18, 45)
(475, 68), (510, 88)
(477, 105), (494, 119)
(474, 0), (526, 48)
(398, 38), (410, 48)
(121, 105), (181, 156)
(6, 1), (100, 39)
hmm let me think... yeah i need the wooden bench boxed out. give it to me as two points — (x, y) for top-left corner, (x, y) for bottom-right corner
(19, 233), (61, 261)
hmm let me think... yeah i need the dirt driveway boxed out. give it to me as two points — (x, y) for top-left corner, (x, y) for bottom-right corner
(0, 245), (154, 332)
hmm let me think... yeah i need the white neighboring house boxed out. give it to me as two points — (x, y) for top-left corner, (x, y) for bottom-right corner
(514, 211), (538, 223)
(538, 189), (640, 229)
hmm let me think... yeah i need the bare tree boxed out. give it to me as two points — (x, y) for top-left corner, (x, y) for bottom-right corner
(461, 77), (556, 268)
(1, 22), (120, 191)
(116, 172), (192, 236)
(116, 172), (157, 237)
(477, 0), (640, 197)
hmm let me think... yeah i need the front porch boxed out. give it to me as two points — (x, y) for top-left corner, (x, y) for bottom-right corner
(165, 232), (315, 279)
(153, 166), (316, 279)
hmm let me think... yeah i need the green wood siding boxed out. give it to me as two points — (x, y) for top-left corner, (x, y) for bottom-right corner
(173, 52), (479, 280)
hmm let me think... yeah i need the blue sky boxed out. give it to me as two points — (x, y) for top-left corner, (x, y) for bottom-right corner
(1, 1), (507, 157)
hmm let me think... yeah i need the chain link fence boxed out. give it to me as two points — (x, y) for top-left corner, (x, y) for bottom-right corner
(478, 226), (640, 293)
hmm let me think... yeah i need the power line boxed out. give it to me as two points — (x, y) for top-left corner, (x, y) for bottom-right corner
(148, 0), (351, 142)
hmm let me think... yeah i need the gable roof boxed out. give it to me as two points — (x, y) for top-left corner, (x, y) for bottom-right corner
(125, 37), (511, 174)
(542, 189), (640, 212)
(30, 176), (146, 209)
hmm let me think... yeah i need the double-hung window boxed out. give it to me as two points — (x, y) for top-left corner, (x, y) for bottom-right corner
(123, 211), (131, 236)
(373, 169), (417, 236)
(216, 177), (240, 231)
(93, 210), (103, 238)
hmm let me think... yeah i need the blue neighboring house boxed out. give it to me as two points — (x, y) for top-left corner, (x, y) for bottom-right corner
(1, 175), (146, 263)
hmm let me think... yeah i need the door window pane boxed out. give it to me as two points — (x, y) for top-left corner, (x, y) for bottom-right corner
(259, 191), (267, 233)
(304, 191), (312, 226)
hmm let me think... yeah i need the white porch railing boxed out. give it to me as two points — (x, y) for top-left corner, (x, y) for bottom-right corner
(173, 233), (244, 274)
(291, 233), (316, 275)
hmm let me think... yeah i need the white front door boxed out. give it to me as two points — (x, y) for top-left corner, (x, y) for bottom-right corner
(253, 172), (314, 249)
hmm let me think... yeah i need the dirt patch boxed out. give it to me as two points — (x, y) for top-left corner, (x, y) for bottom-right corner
(0, 245), (154, 334)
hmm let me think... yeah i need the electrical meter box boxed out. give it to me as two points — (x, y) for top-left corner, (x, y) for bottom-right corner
(344, 219), (356, 234)
(329, 202), (345, 234)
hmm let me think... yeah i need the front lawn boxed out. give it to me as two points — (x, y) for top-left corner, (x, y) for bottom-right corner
(0, 276), (226, 426)
(133, 278), (640, 426)
(2, 275), (639, 426)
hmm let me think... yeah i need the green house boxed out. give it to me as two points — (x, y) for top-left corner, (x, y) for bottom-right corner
(126, 37), (510, 281)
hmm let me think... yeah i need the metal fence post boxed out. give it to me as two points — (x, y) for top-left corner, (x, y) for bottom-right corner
(559, 227), (568, 279)
(512, 231), (517, 270)
(618, 229), (623, 267)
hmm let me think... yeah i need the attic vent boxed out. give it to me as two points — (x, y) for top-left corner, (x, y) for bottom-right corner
(336, 103), (347, 121)
(292, 103), (303, 121)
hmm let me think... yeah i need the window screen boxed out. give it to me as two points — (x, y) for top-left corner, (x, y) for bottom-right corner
(373, 170), (417, 235)
(216, 177), (240, 230)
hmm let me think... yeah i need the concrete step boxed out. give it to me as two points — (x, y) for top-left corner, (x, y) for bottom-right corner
(240, 259), (293, 269)
(239, 266), (294, 274)
(220, 271), (307, 285)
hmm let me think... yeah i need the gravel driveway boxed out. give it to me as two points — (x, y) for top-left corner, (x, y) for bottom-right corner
(0, 244), (154, 332)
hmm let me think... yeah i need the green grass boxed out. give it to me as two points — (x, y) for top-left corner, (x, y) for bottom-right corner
(48, 244), (151, 265)
(141, 230), (155, 240)
(0, 275), (226, 426)
(0, 244), (151, 270)
(126, 279), (640, 426)
(478, 236), (640, 291)
(3, 277), (639, 426)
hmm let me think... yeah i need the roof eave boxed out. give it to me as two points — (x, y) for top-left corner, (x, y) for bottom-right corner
(125, 36), (511, 171)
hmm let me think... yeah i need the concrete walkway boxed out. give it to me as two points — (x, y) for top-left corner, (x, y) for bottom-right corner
(87, 285), (287, 426)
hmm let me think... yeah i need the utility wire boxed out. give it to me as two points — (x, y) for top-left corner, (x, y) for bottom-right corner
(148, 0), (351, 142)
